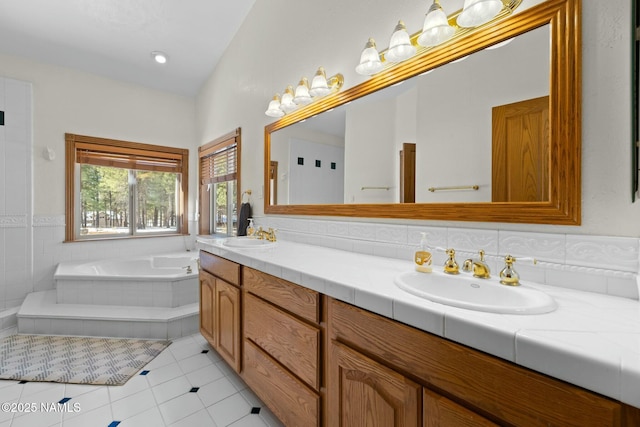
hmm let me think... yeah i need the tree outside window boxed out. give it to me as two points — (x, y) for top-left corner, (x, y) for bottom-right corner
(65, 133), (189, 241)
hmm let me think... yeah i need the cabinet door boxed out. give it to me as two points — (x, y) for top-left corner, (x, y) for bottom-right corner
(328, 340), (420, 427)
(199, 271), (216, 346)
(423, 389), (497, 427)
(215, 279), (242, 372)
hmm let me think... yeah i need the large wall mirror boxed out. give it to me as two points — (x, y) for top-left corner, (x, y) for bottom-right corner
(264, 0), (581, 225)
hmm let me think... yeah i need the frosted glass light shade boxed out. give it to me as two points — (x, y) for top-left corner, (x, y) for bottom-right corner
(356, 38), (384, 75)
(280, 86), (297, 112)
(310, 67), (330, 97)
(485, 37), (513, 50)
(293, 78), (312, 105)
(265, 94), (284, 117)
(385, 20), (416, 63)
(457, 0), (503, 28)
(417, 1), (455, 47)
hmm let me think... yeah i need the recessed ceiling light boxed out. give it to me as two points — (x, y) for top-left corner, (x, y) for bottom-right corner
(151, 51), (168, 64)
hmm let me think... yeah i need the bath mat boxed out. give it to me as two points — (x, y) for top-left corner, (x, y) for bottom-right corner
(0, 334), (171, 386)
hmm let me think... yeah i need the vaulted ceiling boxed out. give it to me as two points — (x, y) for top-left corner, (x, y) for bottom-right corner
(0, 0), (256, 96)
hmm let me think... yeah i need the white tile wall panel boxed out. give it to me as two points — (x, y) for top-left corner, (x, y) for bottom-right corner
(566, 235), (639, 273)
(256, 216), (640, 300)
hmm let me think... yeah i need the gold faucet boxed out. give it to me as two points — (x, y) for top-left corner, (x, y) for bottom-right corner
(443, 248), (459, 274)
(498, 254), (538, 286)
(470, 249), (491, 279)
(256, 227), (277, 242)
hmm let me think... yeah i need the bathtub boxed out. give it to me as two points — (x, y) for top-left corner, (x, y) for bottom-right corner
(54, 252), (199, 281)
(54, 252), (199, 308)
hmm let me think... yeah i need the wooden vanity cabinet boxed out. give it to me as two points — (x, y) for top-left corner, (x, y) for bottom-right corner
(199, 270), (216, 344)
(241, 267), (322, 427)
(197, 253), (640, 427)
(327, 297), (639, 427)
(330, 339), (421, 426)
(199, 251), (242, 373)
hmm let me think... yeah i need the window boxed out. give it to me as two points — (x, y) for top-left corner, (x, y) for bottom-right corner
(65, 133), (189, 241)
(198, 128), (241, 236)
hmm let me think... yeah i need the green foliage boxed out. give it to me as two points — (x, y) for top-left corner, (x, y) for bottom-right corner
(80, 164), (177, 234)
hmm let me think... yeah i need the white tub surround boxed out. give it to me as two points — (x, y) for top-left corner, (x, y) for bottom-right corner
(196, 237), (640, 409)
(54, 255), (199, 307)
(17, 252), (200, 339)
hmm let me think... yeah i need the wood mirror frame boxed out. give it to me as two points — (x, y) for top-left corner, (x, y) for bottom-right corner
(264, 0), (581, 225)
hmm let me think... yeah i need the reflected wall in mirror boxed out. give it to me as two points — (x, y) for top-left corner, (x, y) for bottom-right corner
(270, 25), (549, 205)
(265, 0), (581, 225)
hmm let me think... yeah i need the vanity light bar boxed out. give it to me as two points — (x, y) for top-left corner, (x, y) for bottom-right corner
(265, 67), (344, 118)
(357, 0), (524, 76)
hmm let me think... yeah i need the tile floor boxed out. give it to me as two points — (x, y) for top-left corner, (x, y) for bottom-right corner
(0, 334), (284, 427)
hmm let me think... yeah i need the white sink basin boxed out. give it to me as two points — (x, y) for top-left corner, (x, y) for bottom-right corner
(394, 271), (557, 315)
(223, 237), (276, 248)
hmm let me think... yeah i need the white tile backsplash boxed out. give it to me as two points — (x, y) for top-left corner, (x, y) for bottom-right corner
(499, 230), (566, 262)
(566, 235), (639, 272)
(375, 224), (408, 244)
(255, 216), (640, 300)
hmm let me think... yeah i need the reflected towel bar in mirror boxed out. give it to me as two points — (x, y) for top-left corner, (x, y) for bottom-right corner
(428, 185), (480, 192)
(361, 186), (391, 191)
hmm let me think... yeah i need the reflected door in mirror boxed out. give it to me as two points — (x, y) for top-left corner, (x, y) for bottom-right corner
(399, 143), (416, 203)
(492, 96), (549, 202)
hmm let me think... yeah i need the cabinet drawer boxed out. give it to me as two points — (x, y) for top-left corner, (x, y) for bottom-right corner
(200, 251), (240, 286)
(244, 293), (320, 390)
(243, 267), (319, 324)
(243, 339), (319, 427)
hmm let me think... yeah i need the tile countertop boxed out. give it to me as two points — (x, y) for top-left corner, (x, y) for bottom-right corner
(196, 237), (640, 409)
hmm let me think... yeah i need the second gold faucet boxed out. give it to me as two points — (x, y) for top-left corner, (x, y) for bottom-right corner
(256, 226), (277, 242)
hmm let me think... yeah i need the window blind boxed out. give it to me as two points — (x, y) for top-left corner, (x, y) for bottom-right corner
(75, 142), (183, 173)
(200, 143), (237, 184)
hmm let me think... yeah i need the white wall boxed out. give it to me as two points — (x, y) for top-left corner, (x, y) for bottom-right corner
(344, 99), (397, 203)
(416, 25), (549, 203)
(0, 78), (32, 315)
(0, 53), (197, 216)
(197, 0), (640, 237)
(270, 124), (344, 205)
(288, 138), (344, 204)
(0, 54), (198, 312)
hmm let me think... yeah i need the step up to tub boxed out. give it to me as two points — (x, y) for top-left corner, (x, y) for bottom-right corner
(17, 291), (198, 340)
(56, 276), (198, 308)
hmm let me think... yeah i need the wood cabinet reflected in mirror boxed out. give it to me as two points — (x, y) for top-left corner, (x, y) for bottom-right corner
(264, 0), (581, 225)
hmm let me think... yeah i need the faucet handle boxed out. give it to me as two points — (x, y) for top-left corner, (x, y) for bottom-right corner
(443, 248), (459, 275)
(499, 254), (520, 286)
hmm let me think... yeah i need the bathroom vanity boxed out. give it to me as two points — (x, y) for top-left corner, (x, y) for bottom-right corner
(198, 239), (640, 426)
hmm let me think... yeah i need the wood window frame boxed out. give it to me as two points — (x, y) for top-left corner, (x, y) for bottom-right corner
(198, 128), (242, 235)
(65, 133), (189, 242)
